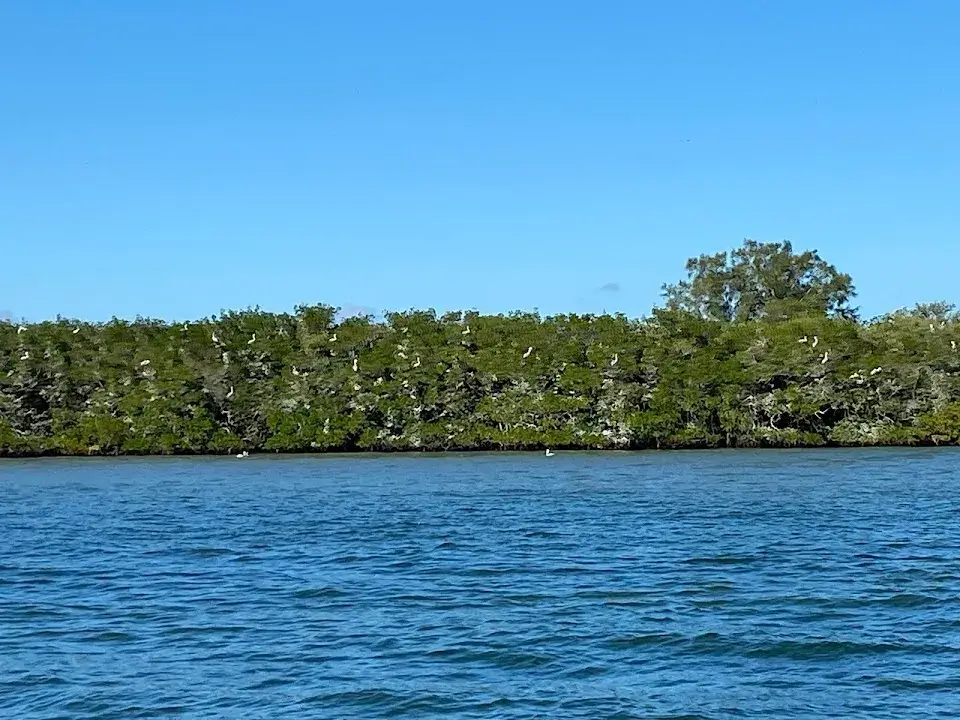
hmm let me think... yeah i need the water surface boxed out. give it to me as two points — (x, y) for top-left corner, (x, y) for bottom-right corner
(2, 449), (960, 719)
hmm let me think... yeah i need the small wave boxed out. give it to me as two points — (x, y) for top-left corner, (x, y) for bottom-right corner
(502, 592), (551, 605)
(292, 587), (346, 599)
(245, 677), (297, 691)
(115, 704), (186, 718)
(746, 639), (906, 660)
(684, 555), (762, 566)
(89, 630), (136, 643)
(188, 547), (234, 557)
(564, 664), (609, 678)
(300, 689), (399, 708)
(425, 646), (554, 669)
(463, 567), (515, 577)
(523, 530), (562, 538)
(879, 593), (941, 607)
(869, 677), (960, 691)
(0, 673), (69, 691)
(606, 632), (683, 650)
(161, 625), (248, 636)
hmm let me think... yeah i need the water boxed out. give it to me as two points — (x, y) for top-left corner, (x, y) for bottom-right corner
(2, 449), (960, 719)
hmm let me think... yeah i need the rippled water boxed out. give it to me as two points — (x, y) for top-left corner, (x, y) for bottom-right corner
(3, 449), (960, 719)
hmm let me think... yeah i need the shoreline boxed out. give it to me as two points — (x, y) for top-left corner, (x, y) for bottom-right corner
(2, 441), (958, 460)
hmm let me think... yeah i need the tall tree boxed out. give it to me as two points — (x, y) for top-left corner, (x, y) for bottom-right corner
(661, 239), (857, 322)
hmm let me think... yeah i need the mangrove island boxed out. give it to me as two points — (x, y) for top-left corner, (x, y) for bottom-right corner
(3, 240), (960, 456)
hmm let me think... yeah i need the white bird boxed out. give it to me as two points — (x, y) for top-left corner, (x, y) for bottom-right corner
(952, 341), (957, 351)
(292, 367), (300, 376)
(181, 323), (188, 332)
(812, 336), (819, 348)
(72, 327), (80, 334)
(352, 357), (359, 372)
(353, 383), (361, 391)
(19, 351), (29, 360)
(247, 333), (256, 345)
(523, 346), (533, 359)
(610, 353), (619, 367)
(798, 336), (808, 344)
(413, 356), (421, 368)
(397, 351), (407, 359)
(17, 326), (25, 335)
(374, 376), (384, 386)
(226, 385), (234, 398)
(461, 326), (471, 335)
(329, 334), (337, 342)
(140, 359), (151, 366)
(235, 450), (249, 459)
(930, 323), (936, 333)
(545, 448), (555, 457)
(212, 332), (220, 344)
(870, 367), (882, 376)
(820, 351), (829, 364)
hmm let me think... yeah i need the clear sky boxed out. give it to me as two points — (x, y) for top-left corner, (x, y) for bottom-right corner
(2, 1), (959, 323)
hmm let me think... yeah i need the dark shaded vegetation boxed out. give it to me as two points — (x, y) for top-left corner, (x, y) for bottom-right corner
(4, 240), (960, 456)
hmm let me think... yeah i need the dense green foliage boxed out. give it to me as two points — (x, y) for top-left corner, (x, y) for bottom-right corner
(4, 241), (960, 455)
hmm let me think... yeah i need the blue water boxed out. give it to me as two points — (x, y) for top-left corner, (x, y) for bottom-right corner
(2, 449), (960, 719)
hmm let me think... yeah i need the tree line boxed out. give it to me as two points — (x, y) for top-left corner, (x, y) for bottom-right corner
(3, 240), (960, 456)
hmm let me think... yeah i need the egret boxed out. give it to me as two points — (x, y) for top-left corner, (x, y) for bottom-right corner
(523, 346), (533, 359)
(953, 341), (957, 351)
(17, 326), (25, 335)
(140, 359), (151, 366)
(610, 353), (619, 367)
(812, 336), (819, 348)
(798, 336), (808, 344)
(292, 367), (300, 376)
(930, 323), (936, 333)
(545, 448), (555, 457)
(247, 333), (256, 345)
(821, 352), (829, 364)
(72, 327), (80, 334)
(352, 357), (358, 372)
(226, 385), (234, 399)
(329, 334), (337, 342)
(461, 326), (471, 335)
(212, 332), (220, 344)
(20, 351), (29, 360)
(870, 367), (882, 375)
(397, 351), (407, 359)
(413, 356), (421, 368)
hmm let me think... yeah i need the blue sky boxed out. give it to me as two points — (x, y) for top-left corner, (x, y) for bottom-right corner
(2, 0), (959, 323)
